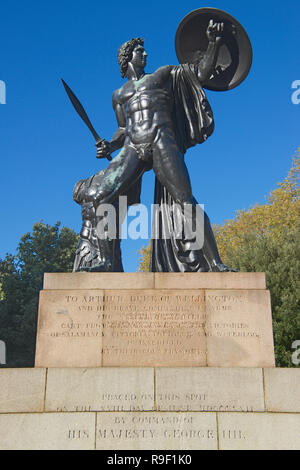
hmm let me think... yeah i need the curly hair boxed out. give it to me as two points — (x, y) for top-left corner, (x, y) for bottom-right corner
(117, 38), (144, 78)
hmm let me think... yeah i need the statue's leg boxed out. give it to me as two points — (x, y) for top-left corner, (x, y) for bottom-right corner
(86, 143), (146, 271)
(153, 128), (194, 206)
(93, 143), (146, 205)
(152, 127), (228, 271)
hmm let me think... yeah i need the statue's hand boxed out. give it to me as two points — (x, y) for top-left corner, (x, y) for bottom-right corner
(206, 19), (224, 43)
(96, 139), (112, 161)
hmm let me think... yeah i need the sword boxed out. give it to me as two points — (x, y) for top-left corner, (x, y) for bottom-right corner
(61, 78), (112, 161)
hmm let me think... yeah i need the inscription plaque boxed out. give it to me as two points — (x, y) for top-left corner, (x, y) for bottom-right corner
(35, 274), (275, 367)
(35, 289), (207, 367)
(102, 290), (206, 366)
(96, 412), (218, 450)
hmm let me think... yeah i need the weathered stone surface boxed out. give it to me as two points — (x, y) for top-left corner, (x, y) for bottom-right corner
(35, 276), (275, 368)
(35, 290), (104, 367)
(218, 412), (300, 450)
(264, 368), (300, 412)
(0, 413), (96, 450)
(44, 272), (155, 290)
(44, 272), (266, 291)
(35, 289), (207, 368)
(1, 366), (300, 450)
(154, 273), (266, 290)
(45, 368), (154, 412)
(102, 290), (206, 367)
(206, 290), (275, 367)
(156, 368), (265, 412)
(96, 412), (218, 450)
(0, 368), (46, 413)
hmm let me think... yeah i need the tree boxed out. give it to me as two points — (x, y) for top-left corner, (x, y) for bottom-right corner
(0, 222), (78, 367)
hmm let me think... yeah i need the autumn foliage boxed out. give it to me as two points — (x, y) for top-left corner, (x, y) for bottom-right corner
(214, 150), (300, 262)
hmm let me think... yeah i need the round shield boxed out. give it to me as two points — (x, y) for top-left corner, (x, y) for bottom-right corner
(175, 8), (253, 91)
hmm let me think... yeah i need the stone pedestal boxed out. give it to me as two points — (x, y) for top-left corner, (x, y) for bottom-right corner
(35, 273), (275, 368)
(0, 367), (300, 450)
(1, 273), (297, 450)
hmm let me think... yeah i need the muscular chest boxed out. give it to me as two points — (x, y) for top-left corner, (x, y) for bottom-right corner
(118, 73), (172, 106)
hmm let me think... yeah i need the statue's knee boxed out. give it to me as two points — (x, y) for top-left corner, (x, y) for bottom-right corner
(85, 186), (98, 201)
(86, 185), (109, 204)
(73, 179), (87, 204)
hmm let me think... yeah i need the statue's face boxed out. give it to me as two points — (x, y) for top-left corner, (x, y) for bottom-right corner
(130, 45), (147, 69)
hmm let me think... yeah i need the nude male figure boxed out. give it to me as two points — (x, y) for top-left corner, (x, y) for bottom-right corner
(93, 20), (231, 272)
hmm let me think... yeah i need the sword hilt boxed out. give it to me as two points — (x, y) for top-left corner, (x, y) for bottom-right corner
(95, 138), (112, 161)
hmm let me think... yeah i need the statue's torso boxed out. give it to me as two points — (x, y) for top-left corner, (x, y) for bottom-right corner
(115, 66), (174, 144)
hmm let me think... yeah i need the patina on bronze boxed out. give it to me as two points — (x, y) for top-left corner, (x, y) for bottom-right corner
(175, 8), (253, 91)
(69, 9), (252, 273)
(73, 170), (141, 272)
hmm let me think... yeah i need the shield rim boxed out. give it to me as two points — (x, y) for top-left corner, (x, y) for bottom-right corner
(175, 7), (253, 91)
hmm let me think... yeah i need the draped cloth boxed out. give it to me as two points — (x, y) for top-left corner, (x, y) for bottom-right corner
(150, 64), (215, 272)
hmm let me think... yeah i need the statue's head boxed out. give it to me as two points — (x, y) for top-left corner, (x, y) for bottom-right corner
(117, 38), (145, 78)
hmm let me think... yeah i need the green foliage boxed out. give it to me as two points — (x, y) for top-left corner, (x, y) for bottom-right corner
(0, 222), (78, 367)
(138, 244), (151, 272)
(222, 225), (300, 367)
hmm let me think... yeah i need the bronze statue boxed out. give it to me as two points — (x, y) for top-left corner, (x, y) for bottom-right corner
(64, 8), (252, 273)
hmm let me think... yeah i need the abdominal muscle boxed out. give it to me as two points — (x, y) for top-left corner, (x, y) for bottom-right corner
(125, 91), (173, 145)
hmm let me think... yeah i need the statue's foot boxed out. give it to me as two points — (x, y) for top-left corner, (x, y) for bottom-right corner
(211, 261), (238, 273)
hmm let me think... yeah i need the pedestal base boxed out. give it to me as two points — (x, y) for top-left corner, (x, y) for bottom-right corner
(35, 273), (275, 368)
(0, 367), (299, 450)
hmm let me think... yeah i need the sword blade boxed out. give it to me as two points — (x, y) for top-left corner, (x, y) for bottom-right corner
(61, 78), (102, 143)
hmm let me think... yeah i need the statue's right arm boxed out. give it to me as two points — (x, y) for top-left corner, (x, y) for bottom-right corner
(110, 92), (126, 152)
(96, 90), (125, 159)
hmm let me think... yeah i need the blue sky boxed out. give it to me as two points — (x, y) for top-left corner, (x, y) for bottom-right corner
(0, 0), (299, 271)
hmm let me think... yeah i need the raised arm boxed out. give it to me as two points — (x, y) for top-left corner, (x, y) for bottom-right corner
(196, 20), (225, 83)
(96, 90), (126, 159)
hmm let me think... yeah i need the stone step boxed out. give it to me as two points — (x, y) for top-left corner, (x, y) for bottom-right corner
(1, 367), (299, 450)
(0, 410), (299, 450)
(43, 272), (267, 291)
(1, 367), (299, 414)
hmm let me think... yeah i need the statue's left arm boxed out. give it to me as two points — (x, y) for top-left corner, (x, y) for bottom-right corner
(196, 20), (224, 83)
